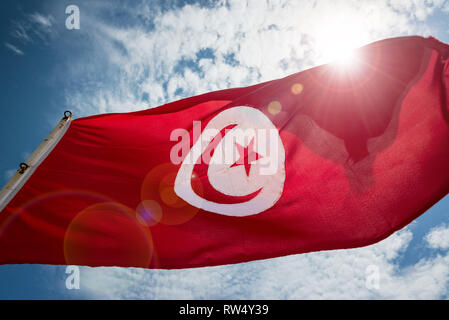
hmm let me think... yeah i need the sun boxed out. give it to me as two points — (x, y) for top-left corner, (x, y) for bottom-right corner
(314, 17), (370, 67)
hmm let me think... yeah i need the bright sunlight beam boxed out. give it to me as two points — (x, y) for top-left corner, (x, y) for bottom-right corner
(314, 16), (370, 68)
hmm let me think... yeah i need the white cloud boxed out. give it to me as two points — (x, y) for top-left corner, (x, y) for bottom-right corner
(8, 11), (56, 51)
(10, 20), (32, 43)
(4, 42), (24, 55)
(29, 13), (53, 28)
(426, 224), (449, 250)
(64, 0), (445, 117)
(77, 228), (449, 299)
(388, 0), (445, 21)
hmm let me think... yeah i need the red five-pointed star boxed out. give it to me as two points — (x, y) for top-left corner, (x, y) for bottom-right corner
(230, 138), (263, 176)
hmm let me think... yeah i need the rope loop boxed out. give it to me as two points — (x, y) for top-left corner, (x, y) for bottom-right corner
(63, 110), (72, 120)
(18, 163), (29, 174)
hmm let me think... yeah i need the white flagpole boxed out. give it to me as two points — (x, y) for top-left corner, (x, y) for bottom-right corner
(0, 111), (73, 212)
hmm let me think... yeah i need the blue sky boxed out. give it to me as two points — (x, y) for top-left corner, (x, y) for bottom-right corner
(1, 0), (449, 299)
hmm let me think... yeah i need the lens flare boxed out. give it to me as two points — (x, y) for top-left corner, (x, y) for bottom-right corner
(64, 202), (153, 268)
(136, 200), (162, 227)
(267, 100), (282, 115)
(291, 83), (304, 95)
(141, 162), (203, 225)
(0, 190), (115, 238)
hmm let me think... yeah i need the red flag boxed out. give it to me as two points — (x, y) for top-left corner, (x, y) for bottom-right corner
(1, 36), (449, 269)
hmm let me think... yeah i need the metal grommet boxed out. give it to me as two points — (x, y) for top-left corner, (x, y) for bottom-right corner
(63, 110), (72, 120)
(18, 163), (29, 174)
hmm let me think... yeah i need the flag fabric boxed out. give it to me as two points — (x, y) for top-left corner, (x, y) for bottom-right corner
(1, 36), (449, 269)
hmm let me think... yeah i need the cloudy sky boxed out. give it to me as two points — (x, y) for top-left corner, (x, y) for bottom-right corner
(1, 0), (449, 299)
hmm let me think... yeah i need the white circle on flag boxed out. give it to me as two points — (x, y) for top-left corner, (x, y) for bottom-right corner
(174, 106), (286, 216)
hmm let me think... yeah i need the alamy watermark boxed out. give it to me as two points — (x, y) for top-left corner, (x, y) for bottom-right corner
(169, 121), (282, 176)
(365, 264), (380, 290)
(65, 5), (80, 30)
(65, 265), (80, 290)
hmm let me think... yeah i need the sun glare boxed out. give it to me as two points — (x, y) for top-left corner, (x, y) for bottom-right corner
(314, 17), (370, 68)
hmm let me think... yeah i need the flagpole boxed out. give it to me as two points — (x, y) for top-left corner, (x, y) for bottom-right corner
(0, 111), (73, 212)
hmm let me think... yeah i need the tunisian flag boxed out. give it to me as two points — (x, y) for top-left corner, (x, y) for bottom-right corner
(1, 36), (449, 269)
